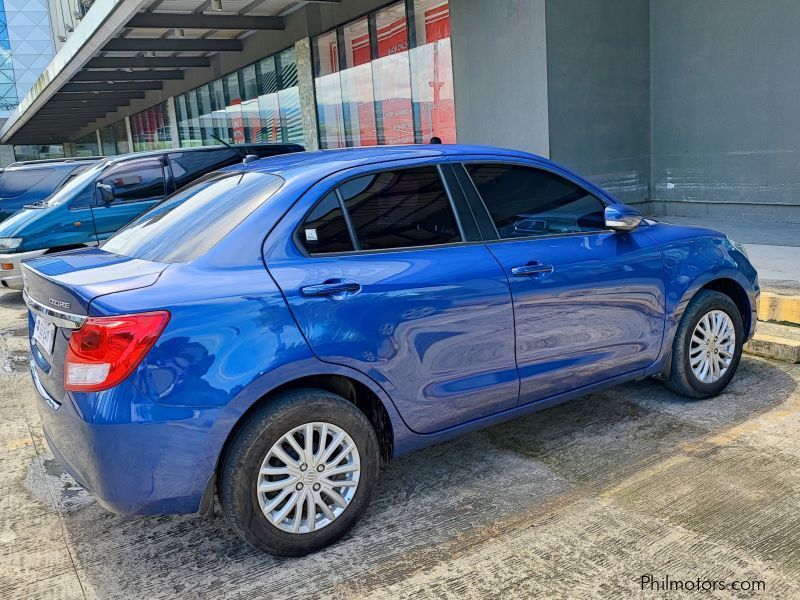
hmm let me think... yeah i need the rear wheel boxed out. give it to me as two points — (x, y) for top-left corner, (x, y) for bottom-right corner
(664, 290), (744, 399)
(219, 389), (380, 556)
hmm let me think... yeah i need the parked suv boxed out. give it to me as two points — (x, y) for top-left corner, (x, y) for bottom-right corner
(22, 146), (758, 556)
(0, 157), (104, 222)
(0, 143), (302, 289)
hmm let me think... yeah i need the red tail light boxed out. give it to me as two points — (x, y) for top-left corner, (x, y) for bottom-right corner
(65, 311), (170, 392)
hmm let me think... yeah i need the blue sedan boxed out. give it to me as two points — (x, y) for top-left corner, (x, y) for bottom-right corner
(22, 145), (759, 556)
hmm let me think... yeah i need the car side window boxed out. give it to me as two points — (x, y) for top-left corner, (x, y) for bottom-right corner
(97, 159), (166, 204)
(300, 192), (355, 254)
(341, 167), (462, 251)
(466, 163), (607, 238)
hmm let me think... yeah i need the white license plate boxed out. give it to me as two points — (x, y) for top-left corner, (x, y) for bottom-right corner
(33, 316), (56, 357)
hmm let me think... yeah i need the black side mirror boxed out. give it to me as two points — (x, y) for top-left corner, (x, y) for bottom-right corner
(96, 182), (114, 204)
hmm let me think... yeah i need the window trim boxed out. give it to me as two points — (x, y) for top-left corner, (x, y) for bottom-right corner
(295, 163), (477, 257)
(457, 159), (614, 243)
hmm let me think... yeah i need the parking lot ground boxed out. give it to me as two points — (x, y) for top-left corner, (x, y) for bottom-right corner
(1, 286), (799, 599)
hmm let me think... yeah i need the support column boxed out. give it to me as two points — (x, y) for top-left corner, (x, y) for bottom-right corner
(166, 96), (181, 148)
(295, 37), (319, 151)
(95, 129), (102, 154)
(125, 116), (134, 153)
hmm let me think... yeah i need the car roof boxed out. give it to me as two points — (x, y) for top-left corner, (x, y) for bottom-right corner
(2, 159), (101, 172)
(104, 143), (302, 165)
(223, 145), (546, 178)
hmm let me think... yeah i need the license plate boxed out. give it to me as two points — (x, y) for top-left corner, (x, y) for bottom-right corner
(33, 316), (56, 357)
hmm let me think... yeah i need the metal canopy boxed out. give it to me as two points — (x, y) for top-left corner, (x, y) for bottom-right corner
(2, 0), (342, 144)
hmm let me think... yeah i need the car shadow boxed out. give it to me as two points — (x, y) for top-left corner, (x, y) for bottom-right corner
(33, 357), (800, 597)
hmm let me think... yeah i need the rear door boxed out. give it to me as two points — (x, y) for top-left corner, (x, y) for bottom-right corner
(454, 159), (665, 405)
(265, 161), (519, 434)
(89, 158), (167, 240)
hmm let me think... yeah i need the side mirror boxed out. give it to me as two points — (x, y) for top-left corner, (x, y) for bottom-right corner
(605, 204), (643, 232)
(96, 182), (114, 204)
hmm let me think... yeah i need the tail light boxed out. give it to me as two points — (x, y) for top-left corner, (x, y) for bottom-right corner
(65, 311), (170, 392)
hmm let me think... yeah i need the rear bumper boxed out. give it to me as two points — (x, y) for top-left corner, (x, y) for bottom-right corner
(1, 249), (47, 290)
(32, 361), (213, 515)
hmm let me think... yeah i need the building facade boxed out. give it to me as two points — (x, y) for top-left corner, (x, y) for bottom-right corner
(1, 0), (799, 223)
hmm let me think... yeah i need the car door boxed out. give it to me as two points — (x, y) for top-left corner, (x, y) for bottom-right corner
(89, 158), (167, 240)
(265, 162), (519, 434)
(454, 159), (665, 405)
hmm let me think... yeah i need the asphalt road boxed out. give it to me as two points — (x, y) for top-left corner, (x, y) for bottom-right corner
(1, 287), (798, 599)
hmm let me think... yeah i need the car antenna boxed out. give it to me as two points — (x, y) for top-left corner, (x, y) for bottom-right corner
(211, 134), (260, 165)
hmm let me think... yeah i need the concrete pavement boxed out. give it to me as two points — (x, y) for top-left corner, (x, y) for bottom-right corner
(2, 285), (800, 599)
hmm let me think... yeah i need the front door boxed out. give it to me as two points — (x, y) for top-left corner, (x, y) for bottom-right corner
(89, 158), (166, 240)
(265, 164), (519, 434)
(458, 161), (665, 404)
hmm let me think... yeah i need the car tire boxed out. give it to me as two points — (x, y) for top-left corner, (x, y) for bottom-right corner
(664, 290), (744, 399)
(219, 388), (381, 556)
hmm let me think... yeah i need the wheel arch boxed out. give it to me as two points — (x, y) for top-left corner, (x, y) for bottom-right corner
(697, 277), (753, 334)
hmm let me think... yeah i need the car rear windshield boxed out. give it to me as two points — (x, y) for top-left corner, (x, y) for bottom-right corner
(0, 168), (55, 198)
(101, 171), (283, 263)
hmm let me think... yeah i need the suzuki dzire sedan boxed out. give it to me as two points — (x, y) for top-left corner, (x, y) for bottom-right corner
(23, 146), (758, 556)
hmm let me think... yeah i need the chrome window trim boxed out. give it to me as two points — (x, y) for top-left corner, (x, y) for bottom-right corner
(23, 291), (86, 330)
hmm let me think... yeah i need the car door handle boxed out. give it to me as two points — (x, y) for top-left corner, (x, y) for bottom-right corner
(300, 280), (361, 297)
(511, 263), (554, 277)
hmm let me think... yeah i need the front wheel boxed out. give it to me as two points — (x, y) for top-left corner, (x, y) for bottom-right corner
(664, 290), (744, 399)
(219, 389), (380, 556)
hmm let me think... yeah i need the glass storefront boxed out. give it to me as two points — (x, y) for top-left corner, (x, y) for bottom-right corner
(174, 47), (304, 147)
(99, 119), (131, 156)
(313, 0), (455, 148)
(130, 102), (172, 152)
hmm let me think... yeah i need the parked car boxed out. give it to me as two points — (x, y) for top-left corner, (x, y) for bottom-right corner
(22, 145), (758, 556)
(0, 157), (105, 222)
(0, 143), (303, 289)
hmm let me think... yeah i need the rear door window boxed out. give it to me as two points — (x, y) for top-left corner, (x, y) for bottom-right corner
(300, 192), (355, 254)
(341, 167), (462, 251)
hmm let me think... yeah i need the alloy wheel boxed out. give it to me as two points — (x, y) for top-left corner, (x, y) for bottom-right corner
(689, 309), (736, 384)
(257, 422), (360, 534)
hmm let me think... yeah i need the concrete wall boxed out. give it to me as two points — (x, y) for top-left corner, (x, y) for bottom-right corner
(449, 0), (549, 157)
(651, 0), (800, 222)
(545, 0), (650, 205)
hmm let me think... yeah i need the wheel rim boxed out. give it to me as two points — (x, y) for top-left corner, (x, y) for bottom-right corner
(689, 309), (736, 384)
(257, 422), (360, 534)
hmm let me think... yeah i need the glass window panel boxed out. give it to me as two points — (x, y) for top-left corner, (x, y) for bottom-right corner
(112, 119), (130, 154)
(300, 192), (354, 254)
(224, 72), (245, 143)
(99, 125), (116, 156)
(313, 29), (339, 77)
(196, 85), (216, 145)
(278, 86), (304, 144)
(343, 17), (371, 68)
(314, 31), (345, 148)
(374, 2), (414, 145)
(466, 164), (607, 237)
(240, 64), (258, 100)
(410, 0), (456, 143)
(341, 17), (377, 146)
(210, 79), (230, 142)
(257, 57), (280, 143)
(277, 47), (298, 89)
(341, 167), (461, 250)
(186, 91), (202, 147)
(258, 57), (278, 94)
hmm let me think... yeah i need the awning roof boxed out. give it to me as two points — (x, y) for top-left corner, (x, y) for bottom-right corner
(1, 0), (338, 144)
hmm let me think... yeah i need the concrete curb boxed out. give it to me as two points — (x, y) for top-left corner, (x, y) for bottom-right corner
(744, 321), (800, 363)
(759, 292), (800, 326)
